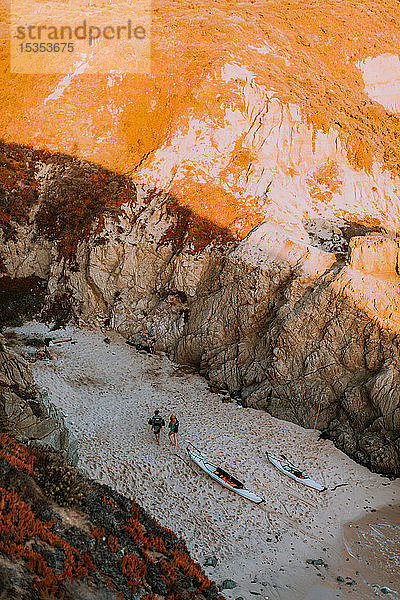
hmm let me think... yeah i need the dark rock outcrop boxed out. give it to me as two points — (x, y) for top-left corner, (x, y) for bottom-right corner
(0, 334), (78, 464)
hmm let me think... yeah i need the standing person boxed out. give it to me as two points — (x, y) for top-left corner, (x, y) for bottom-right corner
(168, 414), (179, 447)
(148, 410), (165, 445)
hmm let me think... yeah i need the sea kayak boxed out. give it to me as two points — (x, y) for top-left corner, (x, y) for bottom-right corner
(267, 452), (326, 491)
(186, 442), (264, 504)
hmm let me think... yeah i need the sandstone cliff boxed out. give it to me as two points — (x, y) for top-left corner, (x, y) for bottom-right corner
(1, 0), (400, 476)
(0, 143), (399, 477)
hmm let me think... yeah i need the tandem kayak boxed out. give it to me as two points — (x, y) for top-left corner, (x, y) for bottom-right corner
(186, 441), (264, 504)
(267, 452), (326, 491)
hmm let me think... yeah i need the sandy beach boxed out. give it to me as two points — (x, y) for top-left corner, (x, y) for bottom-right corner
(7, 322), (400, 600)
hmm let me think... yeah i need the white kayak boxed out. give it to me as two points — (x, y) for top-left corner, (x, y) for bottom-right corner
(267, 452), (326, 491)
(186, 442), (264, 504)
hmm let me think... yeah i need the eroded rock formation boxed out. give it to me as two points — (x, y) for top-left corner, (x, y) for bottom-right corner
(0, 144), (399, 477)
(0, 331), (78, 464)
(1, 1), (400, 476)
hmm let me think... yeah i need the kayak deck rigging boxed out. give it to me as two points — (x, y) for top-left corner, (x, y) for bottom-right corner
(185, 441), (264, 504)
(267, 452), (326, 491)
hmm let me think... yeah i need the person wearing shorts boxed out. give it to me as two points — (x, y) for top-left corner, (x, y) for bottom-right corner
(168, 414), (179, 446)
(148, 410), (165, 445)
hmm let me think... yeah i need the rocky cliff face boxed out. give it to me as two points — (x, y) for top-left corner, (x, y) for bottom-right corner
(0, 330), (78, 463)
(1, 1), (400, 476)
(0, 143), (399, 477)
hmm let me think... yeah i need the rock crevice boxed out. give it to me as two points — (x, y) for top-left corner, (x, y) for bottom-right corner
(0, 144), (399, 476)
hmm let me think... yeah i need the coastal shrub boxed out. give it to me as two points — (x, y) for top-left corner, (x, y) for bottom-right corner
(33, 454), (86, 507)
(0, 433), (37, 475)
(0, 435), (219, 599)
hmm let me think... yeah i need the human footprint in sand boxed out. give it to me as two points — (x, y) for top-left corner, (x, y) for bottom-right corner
(168, 414), (179, 446)
(148, 410), (165, 445)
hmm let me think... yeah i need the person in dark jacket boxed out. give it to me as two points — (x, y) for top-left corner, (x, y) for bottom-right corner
(168, 414), (179, 446)
(148, 410), (165, 445)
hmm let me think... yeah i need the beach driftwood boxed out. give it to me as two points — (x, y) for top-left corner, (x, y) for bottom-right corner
(44, 337), (72, 347)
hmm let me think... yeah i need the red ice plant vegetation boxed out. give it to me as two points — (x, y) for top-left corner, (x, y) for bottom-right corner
(0, 435), (217, 599)
(160, 558), (177, 584)
(158, 197), (237, 255)
(91, 526), (105, 540)
(0, 433), (36, 474)
(120, 552), (147, 593)
(142, 594), (159, 600)
(0, 148), (39, 235)
(35, 176), (137, 261)
(123, 501), (211, 595)
(108, 535), (119, 553)
(0, 487), (95, 595)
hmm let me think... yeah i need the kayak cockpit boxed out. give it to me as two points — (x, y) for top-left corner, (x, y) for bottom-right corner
(281, 464), (308, 479)
(186, 443), (264, 503)
(213, 467), (244, 489)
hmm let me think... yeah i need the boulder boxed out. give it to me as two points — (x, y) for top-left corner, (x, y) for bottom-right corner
(0, 338), (78, 464)
(219, 580), (237, 591)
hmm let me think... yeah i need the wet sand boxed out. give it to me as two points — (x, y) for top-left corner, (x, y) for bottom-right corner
(303, 504), (400, 599)
(343, 505), (400, 597)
